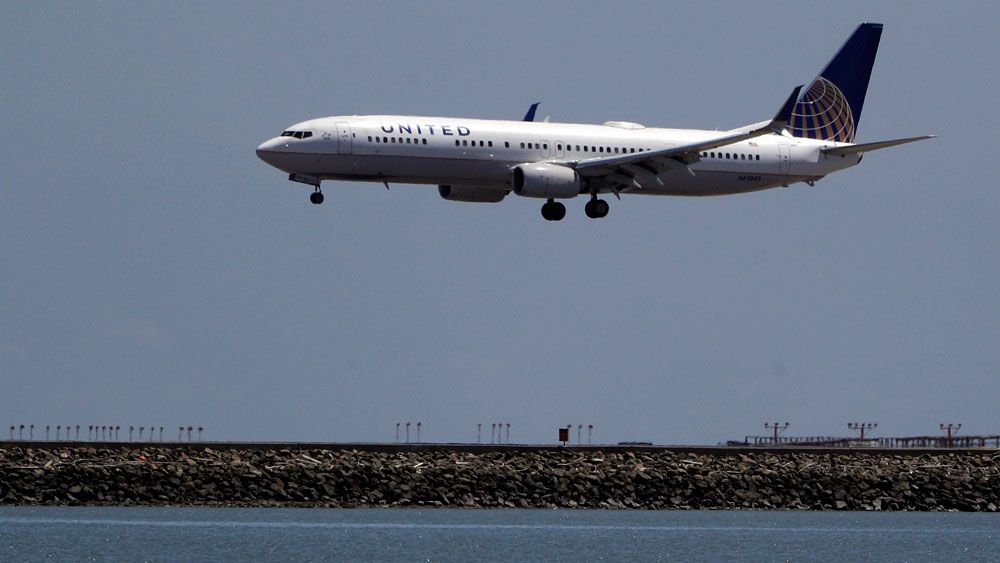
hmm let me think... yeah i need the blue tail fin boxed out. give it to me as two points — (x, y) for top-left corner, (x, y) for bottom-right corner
(789, 23), (883, 143)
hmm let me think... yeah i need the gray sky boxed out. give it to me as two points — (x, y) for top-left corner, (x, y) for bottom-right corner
(2, 2), (997, 444)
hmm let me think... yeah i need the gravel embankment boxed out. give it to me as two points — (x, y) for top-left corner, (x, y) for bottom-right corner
(2, 447), (998, 511)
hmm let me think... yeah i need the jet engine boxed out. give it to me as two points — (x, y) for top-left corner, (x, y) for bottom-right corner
(438, 185), (507, 203)
(511, 163), (581, 199)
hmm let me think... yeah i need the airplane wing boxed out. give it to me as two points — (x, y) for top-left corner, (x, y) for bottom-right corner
(570, 86), (802, 188)
(821, 135), (936, 156)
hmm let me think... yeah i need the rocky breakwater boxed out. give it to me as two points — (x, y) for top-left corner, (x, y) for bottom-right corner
(1, 446), (999, 510)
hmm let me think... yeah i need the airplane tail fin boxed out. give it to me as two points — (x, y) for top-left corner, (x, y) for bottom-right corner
(789, 23), (883, 143)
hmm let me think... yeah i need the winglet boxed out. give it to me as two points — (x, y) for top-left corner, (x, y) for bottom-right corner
(523, 102), (540, 122)
(770, 86), (803, 132)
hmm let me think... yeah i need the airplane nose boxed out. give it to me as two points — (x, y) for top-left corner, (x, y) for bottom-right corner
(256, 138), (284, 167)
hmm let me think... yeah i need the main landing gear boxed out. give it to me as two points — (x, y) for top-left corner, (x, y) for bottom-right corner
(584, 197), (610, 219)
(309, 187), (324, 205)
(540, 199), (566, 221)
(539, 197), (611, 221)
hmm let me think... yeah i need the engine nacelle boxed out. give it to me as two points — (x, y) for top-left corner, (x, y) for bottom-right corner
(511, 163), (581, 199)
(438, 185), (507, 203)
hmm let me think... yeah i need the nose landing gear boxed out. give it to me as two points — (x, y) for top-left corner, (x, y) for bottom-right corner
(540, 199), (566, 221)
(584, 197), (609, 219)
(309, 187), (324, 205)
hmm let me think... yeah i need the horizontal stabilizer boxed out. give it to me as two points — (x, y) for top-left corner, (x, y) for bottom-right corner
(821, 135), (936, 156)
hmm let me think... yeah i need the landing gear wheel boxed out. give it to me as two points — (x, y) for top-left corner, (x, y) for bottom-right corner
(585, 198), (610, 219)
(541, 200), (566, 221)
(309, 190), (324, 205)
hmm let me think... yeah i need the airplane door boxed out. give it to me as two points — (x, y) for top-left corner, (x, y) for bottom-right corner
(336, 122), (352, 155)
(778, 145), (791, 174)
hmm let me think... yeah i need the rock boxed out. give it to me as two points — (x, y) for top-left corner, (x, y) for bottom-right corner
(0, 445), (997, 511)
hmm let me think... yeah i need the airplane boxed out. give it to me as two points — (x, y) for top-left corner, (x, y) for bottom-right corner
(256, 23), (933, 221)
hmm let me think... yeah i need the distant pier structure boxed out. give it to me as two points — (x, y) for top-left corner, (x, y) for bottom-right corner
(739, 421), (1000, 448)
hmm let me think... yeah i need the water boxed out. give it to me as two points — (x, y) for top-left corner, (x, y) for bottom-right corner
(1, 507), (997, 561)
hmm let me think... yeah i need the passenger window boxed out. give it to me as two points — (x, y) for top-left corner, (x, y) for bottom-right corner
(455, 140), (460, 146)
(504, 142), (510, 148)
(480, 141), (484, 147)
(583, 146), (588, 152)
(755, 154), (759, 160)
(543, 143), (548, 149)
(422, 139), (427, 145)
(368, 136), (372, 142)
(614, 148), (619, 154)
(488, 141), (493, 147)
(406, 138), (411, 144)
(520, 142), (525, 149)
(557, 144), (562, 150)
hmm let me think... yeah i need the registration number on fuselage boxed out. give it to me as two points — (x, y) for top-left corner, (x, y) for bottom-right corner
(738, 175), (762, 182)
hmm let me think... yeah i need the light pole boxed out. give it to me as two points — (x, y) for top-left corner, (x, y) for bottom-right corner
(506, 423), (510, 444)
(396, 422), (400, 443)
(491, 423), (496, 444)
(764, 422), (790, 445)
(940, 423), (962, 448)
(416, 422), (421, 444)
(405, 422), (410, 443)
(847, 422), (878, 441)
(477, 423), (482, 444)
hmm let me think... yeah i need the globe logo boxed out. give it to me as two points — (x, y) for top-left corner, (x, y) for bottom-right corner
(789, 77), (855, 143)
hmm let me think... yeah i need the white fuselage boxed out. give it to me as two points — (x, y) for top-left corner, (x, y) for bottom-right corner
(255, 115), (862, 197)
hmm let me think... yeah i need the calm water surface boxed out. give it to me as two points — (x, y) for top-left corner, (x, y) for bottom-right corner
(1, 507), (997, 561)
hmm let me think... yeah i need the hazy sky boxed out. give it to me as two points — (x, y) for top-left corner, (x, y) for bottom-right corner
(2, 2), (997, 445)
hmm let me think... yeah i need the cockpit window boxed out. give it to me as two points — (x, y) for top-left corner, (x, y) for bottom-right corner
(293, 131), (304, 139)
(282, 130), (313, 139)
(281, 131), (294, 137)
